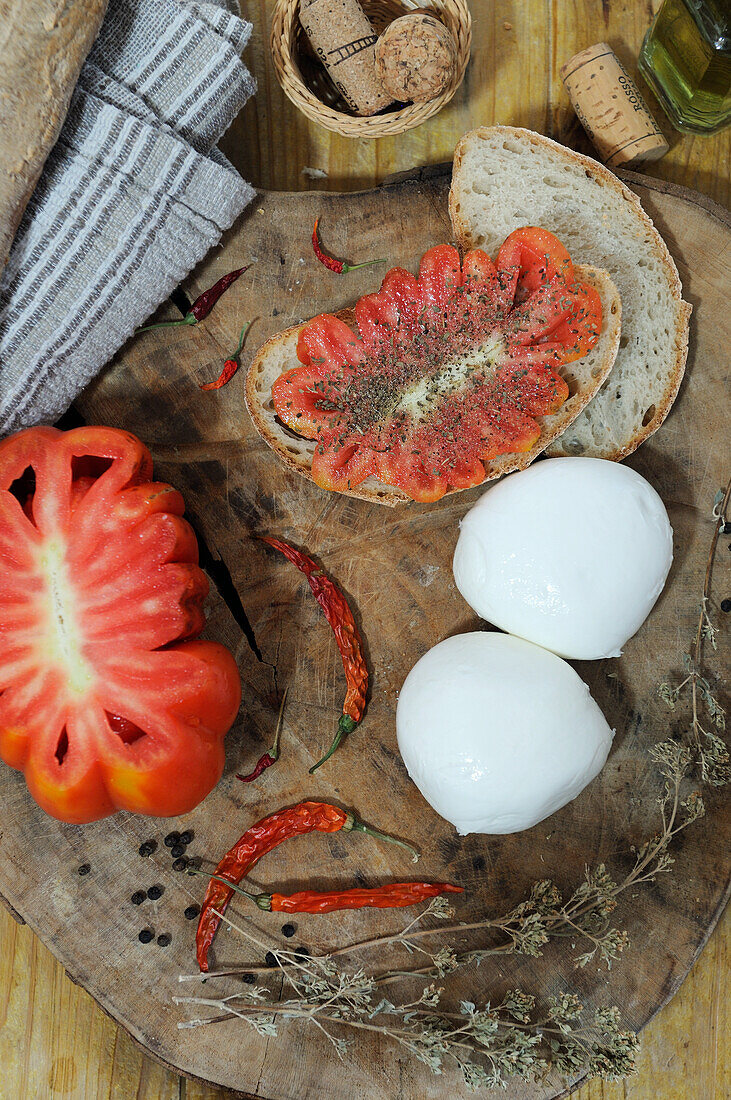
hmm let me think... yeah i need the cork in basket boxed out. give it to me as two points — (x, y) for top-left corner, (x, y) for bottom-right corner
(271, 0), (471, 137)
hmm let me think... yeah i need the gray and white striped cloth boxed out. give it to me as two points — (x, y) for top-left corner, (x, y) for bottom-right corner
(0, 0), (255, 434)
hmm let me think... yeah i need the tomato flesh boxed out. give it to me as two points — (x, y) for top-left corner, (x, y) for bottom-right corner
(0, 426), (241, 823)
(274, 228), (601, 502)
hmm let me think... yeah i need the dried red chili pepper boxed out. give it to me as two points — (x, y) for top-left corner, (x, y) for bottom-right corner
(237, 687), (288, 783)
(137, 266), (250, 333)
(312, 217), (385, 275)
(260, 536), (367, 772)
(194, 874), (462, 913)
(200, 322), (250, 390)
(194, 801), (418, 971)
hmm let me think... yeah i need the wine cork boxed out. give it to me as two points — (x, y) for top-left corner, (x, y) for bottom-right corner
(375, 14), (457, 103)
(561, 43), (669, 167)
(299, 0), (394, 117)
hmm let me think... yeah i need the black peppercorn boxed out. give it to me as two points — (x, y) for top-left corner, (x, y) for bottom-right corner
(184, 905), (200, 920)
(77, 863), (91, 876)
(147, 884), (164, 901)
(172, 857), (188, 872)
(721, 598), (731, 613)
(138, 840), (157, 857)
(241, 972), (256, 984)
(170, 843), (186, 858)
(157, 933), (172, 947)
(131, 891), (146, 906)
(294, 946), (310, 959)
(138, 929), (154, 943)
(264, 951), (277, 967)
(186, 856), (202, 871)
(281, 923), (296, 938)
(179, 830), (194, 845)
(164, 831), (180, 847)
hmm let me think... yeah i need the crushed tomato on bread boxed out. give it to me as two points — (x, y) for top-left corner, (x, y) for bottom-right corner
(271, 228), (603, 503)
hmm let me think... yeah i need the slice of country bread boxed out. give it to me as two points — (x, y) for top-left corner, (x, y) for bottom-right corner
(449, 126), (691, 460)
(245, 264), (621, 507)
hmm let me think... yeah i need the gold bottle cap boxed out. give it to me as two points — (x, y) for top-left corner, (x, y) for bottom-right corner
(561, 43), (669, 167)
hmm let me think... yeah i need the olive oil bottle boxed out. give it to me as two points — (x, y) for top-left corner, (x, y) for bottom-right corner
(639, 0), (730, 133)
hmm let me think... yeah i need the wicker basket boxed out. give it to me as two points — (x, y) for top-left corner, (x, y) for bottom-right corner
(271, 0), (472, 138)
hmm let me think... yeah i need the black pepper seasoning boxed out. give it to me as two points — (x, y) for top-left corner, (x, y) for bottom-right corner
(172, 857), (188, 872)
(138, 929), (154, 943)
(157, 933), (172, 947)
(184, 905), (200, 921)
(264, 951), (277, 967)
(281, 923), (296, 938)
(721, 598), (731, 613)
(179, 830), (194, 845)
(164, 831), (180, 848)
(138, 840), (157, 857)
(78, 863), (91, 876)
(131, 891), (146, 906)
(147, 885), (164, 900)
(241, 972), (256, 984)
(170, 843), (186, 858)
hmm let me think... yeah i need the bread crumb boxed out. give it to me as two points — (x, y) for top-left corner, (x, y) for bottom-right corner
(302, 166), (328, 180)
(503, 21), (513, 30)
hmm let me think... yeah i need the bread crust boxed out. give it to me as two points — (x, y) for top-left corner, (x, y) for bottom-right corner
(246, 266), (621, 507)
(449, 125), (691, 461)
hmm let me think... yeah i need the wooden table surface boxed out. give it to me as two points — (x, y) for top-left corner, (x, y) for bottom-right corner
(1, 2), (728, 1098)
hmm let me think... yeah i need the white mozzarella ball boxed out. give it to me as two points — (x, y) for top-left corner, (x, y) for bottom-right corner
(453, 458), (673, 660)
(396, 632), (613, 835)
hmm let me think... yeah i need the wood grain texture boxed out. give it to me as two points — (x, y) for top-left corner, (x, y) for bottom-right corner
(1, 0), (729, 1097)
(0, 170), (728, 1100)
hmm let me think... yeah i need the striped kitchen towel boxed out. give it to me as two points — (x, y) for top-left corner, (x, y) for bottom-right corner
(0, 0), (255, 435)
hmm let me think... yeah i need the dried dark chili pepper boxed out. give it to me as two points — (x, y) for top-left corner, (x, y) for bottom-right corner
(200, 322), (250, 390)
(194, 801), (418, 971)
(137, 266), (250, 333)
(237, 687), (288, 783)
(312, 217), (385, 275)
(260, 536), (367, 772)
(190, 873), (462, 913)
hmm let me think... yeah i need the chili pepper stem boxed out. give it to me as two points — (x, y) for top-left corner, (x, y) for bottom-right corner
(343, 815), (420, 863)
(136, 313), (198, 333)
(187, 868), (272, 910)
(270, 684), (289, 761)
(309, 714), (357, 773)
(342, 258), (386, 273)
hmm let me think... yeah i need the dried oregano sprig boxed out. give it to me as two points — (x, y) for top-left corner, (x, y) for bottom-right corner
(659, 478), (730, 786)
(176, 487), (727, 1088)
(175, 905), (640, 1089)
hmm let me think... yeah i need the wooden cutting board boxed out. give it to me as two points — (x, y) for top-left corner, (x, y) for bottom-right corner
(1, 168), (728, 1100)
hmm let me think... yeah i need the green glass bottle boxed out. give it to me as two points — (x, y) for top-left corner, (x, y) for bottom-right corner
(639, 0), (730, 134)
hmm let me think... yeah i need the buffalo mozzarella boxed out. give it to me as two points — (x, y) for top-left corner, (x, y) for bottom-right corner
(396, 632), (614, 835)
(453, 458), (673, 660)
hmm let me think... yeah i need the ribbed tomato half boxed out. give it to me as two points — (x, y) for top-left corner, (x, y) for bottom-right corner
(273, 227), (602, 502)
(0, 426), (241, 823)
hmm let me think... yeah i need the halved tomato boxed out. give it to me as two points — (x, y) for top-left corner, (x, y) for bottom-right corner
(273, 227), (601, 503)
(0, 426), (241, 823)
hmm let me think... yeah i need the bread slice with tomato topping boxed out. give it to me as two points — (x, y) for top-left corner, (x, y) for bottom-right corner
(246, 233), (621, 506)
(450, 126), (691, 462)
